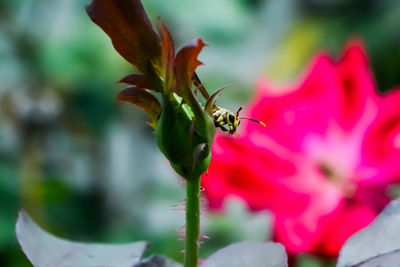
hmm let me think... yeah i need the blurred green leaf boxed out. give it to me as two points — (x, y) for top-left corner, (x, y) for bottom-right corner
(16, 211), (149, 267)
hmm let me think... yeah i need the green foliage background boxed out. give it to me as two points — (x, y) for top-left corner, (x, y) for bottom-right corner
(0, 0), (399, 266)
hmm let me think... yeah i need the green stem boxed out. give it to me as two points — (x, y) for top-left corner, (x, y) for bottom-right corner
(184, 175), (201, 267)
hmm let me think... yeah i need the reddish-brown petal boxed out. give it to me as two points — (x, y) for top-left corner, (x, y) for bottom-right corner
(117, 87), (161, 129)
(118, 74), (154, 90)
(174, 39), (210, 133)
(175, 39), (206, 92)
(160, 21), (175, 93)
(86, 0), (161, 74)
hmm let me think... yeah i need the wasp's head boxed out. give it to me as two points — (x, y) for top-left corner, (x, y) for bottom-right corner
(232, 105), (266, 135)
(213, 106), (265, 135)
(227, 112), (241, 135)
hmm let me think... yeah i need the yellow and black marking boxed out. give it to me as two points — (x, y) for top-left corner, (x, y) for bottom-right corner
(213, 106), (240, 134)
(193, 73), (265, 135)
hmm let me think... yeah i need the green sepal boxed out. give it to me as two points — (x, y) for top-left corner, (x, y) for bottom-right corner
(156, 93), (213, 178)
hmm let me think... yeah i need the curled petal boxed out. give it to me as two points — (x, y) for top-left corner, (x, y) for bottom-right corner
(159, 21), (175, 93)
(117, 87), (161, 129)
(86, 0), (161, 75)
(118, 74), (155, 90)
(175, 39), (207, 92)
(174, 39), (214, 147)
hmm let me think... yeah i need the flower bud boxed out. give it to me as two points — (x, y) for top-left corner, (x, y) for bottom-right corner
(87, 0), (215, 179)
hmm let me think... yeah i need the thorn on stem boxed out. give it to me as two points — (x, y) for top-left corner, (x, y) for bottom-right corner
(199, 233), (210, 239)
(175, 231), (186, 236)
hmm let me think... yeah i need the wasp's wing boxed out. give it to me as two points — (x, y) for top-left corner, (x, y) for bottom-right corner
(204, 85), (231, 115)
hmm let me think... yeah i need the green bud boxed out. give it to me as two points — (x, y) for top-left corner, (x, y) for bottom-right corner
(156, 93), (215, 178)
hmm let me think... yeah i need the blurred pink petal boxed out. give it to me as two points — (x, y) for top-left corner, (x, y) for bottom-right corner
(202, 41), (400, 257)
(362, 88), (400, 183)
(318, 204), (376, 256)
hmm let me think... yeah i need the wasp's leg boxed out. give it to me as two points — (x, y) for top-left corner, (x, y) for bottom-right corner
(218, 125), (229, 132)
(216, 115), (225, 123)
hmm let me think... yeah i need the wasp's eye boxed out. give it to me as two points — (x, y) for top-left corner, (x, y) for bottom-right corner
(228, 113), (235, 123)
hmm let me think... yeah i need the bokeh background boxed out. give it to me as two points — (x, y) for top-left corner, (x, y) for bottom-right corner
(1, 0), (400, 266)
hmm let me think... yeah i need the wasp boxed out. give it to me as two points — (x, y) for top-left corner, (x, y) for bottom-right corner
(193, 73), (265, 135)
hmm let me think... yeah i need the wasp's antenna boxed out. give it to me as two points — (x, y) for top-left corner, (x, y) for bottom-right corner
(238, 116), (266, 127)
(236, 105), (244, 117)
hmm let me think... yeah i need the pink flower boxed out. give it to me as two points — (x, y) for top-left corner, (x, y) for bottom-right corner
(202, 41), (400, 257)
